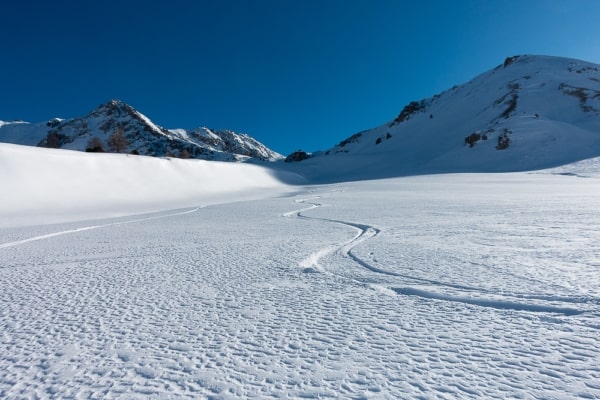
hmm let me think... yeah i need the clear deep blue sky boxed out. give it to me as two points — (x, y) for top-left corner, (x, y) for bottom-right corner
(2, 0), (599, 154)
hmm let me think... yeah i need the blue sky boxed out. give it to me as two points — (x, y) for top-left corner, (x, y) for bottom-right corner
(2, 0), (599, 154)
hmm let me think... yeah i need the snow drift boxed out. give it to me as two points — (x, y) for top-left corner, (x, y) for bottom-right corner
(0, 143), (301, 227)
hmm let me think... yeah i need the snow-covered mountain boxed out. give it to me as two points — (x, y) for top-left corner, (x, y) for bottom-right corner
(3, 55), (600, 178)
(291, 55), (600, 181)
(0, 100), (282, 161)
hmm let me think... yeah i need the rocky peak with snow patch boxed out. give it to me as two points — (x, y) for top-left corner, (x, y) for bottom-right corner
(0, 100), (282, 162)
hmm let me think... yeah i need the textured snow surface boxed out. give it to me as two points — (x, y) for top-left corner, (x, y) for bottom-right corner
(1, 172), (599, 398)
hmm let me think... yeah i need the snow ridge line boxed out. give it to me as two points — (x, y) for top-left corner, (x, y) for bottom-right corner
(0, 208), (200, 249)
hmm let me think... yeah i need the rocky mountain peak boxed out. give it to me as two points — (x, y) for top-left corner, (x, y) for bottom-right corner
(0, 100), (282, 162)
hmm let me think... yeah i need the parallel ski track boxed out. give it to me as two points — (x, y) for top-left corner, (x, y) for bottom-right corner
(284, 196), (380, 274)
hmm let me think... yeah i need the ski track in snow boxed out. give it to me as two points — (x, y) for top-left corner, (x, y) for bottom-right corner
(1, 177), (599, 399)
(284, 196), (381, 275)
(284, 193), (592, 319)
(0, 208), (201, 250)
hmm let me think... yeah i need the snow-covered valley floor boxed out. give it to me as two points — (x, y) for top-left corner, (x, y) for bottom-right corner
(1, 172), (599, 399)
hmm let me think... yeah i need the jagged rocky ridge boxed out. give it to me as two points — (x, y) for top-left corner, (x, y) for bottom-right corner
(0, 100), (282, 161)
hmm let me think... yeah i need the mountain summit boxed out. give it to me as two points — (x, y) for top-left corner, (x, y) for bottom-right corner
(290, 55), (600, 181)
(0, 100), (282, 161)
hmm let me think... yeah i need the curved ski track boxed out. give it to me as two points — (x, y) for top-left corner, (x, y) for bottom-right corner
(283, 196), (380, 275)
(285, 193), (592, 318)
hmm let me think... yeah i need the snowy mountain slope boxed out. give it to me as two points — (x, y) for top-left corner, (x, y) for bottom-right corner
(541, 155), (600, 178)
(2, 55), (600, 397)
(0, 100), (282, 161)
(289, 55), (600, 182)
(0, 143), (300, 227)
(0, 119), (54, 146)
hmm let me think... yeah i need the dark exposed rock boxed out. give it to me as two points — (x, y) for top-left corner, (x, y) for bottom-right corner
(496, 131), (511, 150)
(392, 100), (426, 124)
(285, 150), (310, 163)
(504, 55), (520, 68)
(465, 133), (481, 147)
(337, 133), (362, 148)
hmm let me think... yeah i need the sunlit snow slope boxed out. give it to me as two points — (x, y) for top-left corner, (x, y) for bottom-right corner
(0, 143), (301, 227)
(291, 55), (600, 182)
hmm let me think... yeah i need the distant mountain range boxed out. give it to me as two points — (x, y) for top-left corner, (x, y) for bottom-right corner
(0, 99), (282, 162)
(2, 55), (600, 180)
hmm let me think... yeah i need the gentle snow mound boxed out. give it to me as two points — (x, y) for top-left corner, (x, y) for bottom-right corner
(0, 143), (299, 227)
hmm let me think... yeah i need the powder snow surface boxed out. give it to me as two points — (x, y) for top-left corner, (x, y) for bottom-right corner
(1, 147), (599, 398)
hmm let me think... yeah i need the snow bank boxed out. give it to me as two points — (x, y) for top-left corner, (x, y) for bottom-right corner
(0, 143), (299, 227)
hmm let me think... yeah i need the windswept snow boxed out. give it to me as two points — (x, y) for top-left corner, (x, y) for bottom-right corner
(1, 144), (599, 398)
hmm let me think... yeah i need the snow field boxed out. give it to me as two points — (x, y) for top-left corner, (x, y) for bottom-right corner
(1, 171), (599, 398)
